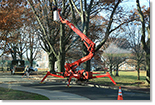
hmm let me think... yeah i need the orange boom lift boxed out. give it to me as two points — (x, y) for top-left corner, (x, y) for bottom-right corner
(41, 8), (117, 87)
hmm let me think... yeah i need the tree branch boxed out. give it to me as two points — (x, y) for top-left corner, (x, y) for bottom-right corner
(26, 0), (47, 36)
(95, 0), (121, 52)
(70, 0), (81, 15)
(136, 0), (149, 54)
(27, 0), (58, 59)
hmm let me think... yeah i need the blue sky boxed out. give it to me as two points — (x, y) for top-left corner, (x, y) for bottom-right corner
(120, 0), (150, 10)
(99, 0), (150, 20)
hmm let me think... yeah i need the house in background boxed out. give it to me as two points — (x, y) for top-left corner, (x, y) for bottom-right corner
(119, 59), (136, 70)
(36, 50), (58, 70)
(119, 59), (146, 71)
(36, 49), (49, 68)
(102, 38), (134, 70)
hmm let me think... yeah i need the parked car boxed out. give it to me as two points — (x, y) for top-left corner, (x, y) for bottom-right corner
(10, 60), (25, 75)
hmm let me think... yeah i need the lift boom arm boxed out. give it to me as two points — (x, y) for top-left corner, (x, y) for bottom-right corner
(57, 9), (95, 72)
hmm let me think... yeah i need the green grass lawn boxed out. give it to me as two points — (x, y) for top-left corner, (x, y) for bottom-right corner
(0, 87), (49, 100)
(38, 70), (149, 88)
(90, 71), (149, 87)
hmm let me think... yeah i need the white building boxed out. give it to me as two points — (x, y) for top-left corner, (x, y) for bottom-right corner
(36, 50), (49, 68)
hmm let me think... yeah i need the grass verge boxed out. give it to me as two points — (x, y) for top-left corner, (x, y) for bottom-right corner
(0, 87), (49, 100)
(90, 71), (149, 88)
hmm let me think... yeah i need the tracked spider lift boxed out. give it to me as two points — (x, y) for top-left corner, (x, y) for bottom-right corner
(41, 8), (117, 87)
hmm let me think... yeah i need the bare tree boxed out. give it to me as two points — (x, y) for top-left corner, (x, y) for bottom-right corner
(26, 26), (40, 67)
(27, 0), (74, 72)
(136, 0), (150, 83)
(127, 25), (145, 80)
(102, 38), (131, 75)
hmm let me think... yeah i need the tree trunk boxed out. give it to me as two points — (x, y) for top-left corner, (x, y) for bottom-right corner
(57, 54), (65, 72)
(30, 47), (33, 67)
(136, 0), (150, 84)
(115, 65), (119, 76)
(19, 53), (23, 60)
(82, 42), (91, 71)
(30, 60), (33, 67)
(146, 53), (150, 83)
(110, 64), (113, 75)
(83, 60), (91, 71)
(11, 46), (17, 60)
(137, 62), (140, 80)
(48, 53), (56, 73)
(56, 23), (66, 72)
(82, 18), (92, 71)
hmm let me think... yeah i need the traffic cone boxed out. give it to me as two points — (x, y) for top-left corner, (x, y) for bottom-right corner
(117, 87), (123, 100)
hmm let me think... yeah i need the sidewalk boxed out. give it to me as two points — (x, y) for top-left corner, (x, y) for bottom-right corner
(0, 73), (89, 100)
(0, 83), (89, 100)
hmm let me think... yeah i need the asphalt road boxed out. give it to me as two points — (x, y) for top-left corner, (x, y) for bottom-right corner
(0, 72), (150, 100)
(21, 82), (150, 100)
